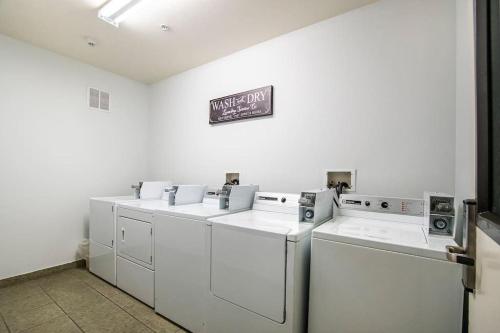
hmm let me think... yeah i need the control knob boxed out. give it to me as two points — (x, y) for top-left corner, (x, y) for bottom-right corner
(433, 218), (448, 230)
(381, 201), (389, 209)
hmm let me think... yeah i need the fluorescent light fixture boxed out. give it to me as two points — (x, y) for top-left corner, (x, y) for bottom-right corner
(98, 0), (143, 27)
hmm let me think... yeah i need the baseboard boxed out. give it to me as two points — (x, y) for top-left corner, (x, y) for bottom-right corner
(0, 259), (86, 288)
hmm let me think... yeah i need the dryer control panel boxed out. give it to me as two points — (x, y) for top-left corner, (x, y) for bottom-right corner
(340, 194), (424, 216)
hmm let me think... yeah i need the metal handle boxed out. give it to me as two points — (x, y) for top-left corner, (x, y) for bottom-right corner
(446, 245), (475, 266)
(461, 199), (477, 292)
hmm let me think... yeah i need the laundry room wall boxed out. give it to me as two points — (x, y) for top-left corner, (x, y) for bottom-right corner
(454, 0), (476, 207)
(454, 0), (476, 240)
(148, 0), (457, 197)
(0, 34), (150, 280)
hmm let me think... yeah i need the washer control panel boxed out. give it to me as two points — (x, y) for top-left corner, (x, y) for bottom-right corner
(340, 194), (424, 216)
(425, 193), (456, 236)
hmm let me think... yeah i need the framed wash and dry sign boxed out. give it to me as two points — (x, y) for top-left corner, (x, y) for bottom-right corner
(209, 86), (273, 124)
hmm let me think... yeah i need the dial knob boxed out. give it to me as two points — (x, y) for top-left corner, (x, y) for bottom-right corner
(381, 201), (389, 209)
(305, 209), (314, 219)
(433, 218), (448, 230)
(281, 197), (286, 203)
(365, 201), (371, 207)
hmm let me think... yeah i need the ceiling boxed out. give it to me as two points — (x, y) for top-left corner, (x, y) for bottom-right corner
(0, 0), (376, 83)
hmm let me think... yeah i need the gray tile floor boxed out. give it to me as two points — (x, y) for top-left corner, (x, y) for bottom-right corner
(0, 268), (185, 333)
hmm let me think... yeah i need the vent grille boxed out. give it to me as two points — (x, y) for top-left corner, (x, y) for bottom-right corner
(99, 91), (110, 111)
(88, 87), (110, 111)
(89, 88), (99, 108)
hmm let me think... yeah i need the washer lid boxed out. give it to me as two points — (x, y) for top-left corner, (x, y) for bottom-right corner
(313, 216), (455, 260)
(208, 210), (312, 242)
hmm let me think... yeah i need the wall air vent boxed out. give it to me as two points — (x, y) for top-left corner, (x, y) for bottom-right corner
(88, 87), (110, 112)
(99, 91), (110, 111)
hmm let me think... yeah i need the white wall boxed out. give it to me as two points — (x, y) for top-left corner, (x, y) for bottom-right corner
(0, 34), (150, 280)
(0, 0), (464, 280)
(453, 0), (476, 248)
(149, 0), (457, 197)
(455, 0), (476, 206)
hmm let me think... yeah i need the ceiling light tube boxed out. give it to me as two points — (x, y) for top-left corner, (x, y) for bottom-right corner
(98, 0), (143, 27)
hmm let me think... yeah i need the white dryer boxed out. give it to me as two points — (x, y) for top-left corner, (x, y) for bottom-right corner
(154, 185), (258, 333)
(116, 185), (206, 307)
(308, 194), (463, 333)
(89, 181), (172, 286)
(205, 191), (332, 333)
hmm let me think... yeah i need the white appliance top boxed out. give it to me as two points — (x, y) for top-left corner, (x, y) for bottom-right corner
(208, 192), (311, 242)
(117, 185), (210, 213)
(313, 211), (457, 261)
(117, 199), (171, 213)
(155, 202), (230, 221)
(90, 196), (136, 203)
(208, 210), (312, 242)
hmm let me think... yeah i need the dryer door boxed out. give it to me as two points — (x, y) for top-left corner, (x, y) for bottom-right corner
(211, 223), (287, 323)
(117, 216), (153, 266)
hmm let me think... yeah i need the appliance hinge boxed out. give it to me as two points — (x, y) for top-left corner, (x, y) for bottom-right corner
(111, 240), (114, 247)
(150, 228), (153, 235)
(150, 255), (152, 262)
(112, 206), (114, 213)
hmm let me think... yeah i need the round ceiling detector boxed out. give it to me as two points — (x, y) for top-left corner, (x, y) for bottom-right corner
(86, 37), (97, 47)
(160, 24), (169, 32)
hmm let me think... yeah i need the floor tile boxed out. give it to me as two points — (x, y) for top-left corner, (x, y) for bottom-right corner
(0, 316), (8, 333)
(69, 301), (153, 333)
(2, 303), (65, 333)
(64, 268), (90, 280)
(19, 315), (81, 333)
(36, 271), (80, 290)
(0, 281), (41, 301)
(82, 275), (122, 299)
(68, 270), (101, 284)
(0, 287), (53, 315)
(123, 302), (180, 333)
(108, 290), (140, 308)
(42, 281), (109, 315)
(2, 268), (184, 333)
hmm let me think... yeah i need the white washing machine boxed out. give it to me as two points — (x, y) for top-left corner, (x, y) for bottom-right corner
(205, 191), (332, 333)
(308, 194), (463, 333)
(89, 196), (135, 285)
(154, 185), (258, 333)
(116, 185), (206, 307)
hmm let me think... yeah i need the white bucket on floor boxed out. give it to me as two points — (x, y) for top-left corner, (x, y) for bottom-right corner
(77, 239), (89, 268)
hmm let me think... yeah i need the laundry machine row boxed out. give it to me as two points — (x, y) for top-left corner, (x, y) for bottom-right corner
(90, 187), (466, 333)
(154, 188), (334, 333)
